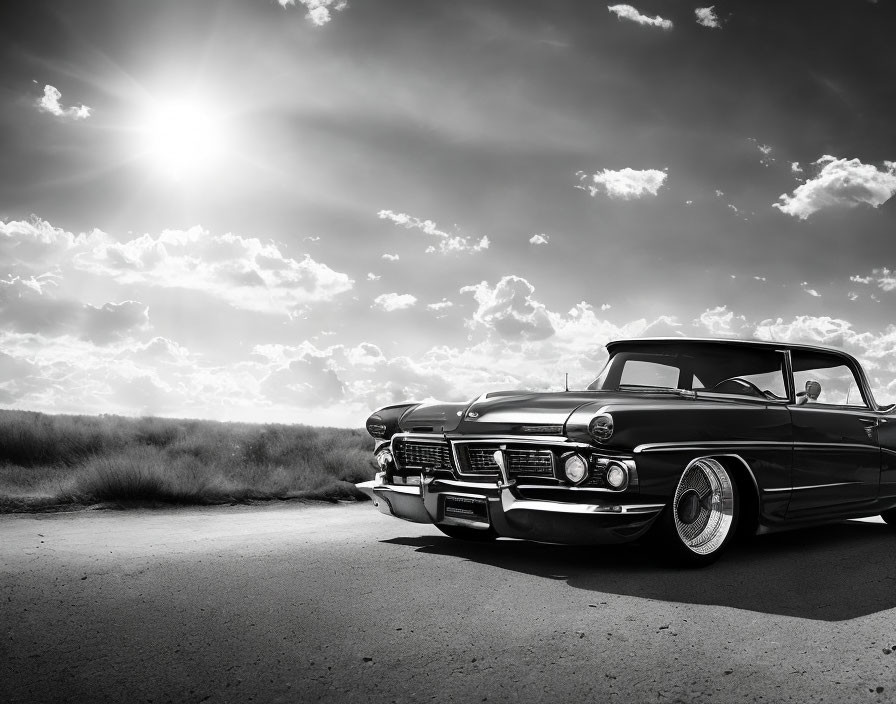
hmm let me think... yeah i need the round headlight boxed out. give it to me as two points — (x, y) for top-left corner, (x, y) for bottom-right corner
(375, 449), (393, 469)
(606, 462), (628, 489)
(589, 413), (614, 442)
(564, 454), (588, 484)
(366, 416), (387, 438)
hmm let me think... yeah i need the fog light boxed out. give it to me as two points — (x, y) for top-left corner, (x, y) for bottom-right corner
(606, 462), (628, 490)
(564, 454), (588, 484)
(375, 449), (393, 469)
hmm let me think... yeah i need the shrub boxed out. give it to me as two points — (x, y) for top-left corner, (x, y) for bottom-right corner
(0, 410), (376, 510)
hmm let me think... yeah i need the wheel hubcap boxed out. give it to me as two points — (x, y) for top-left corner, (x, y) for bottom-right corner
(676, 489), (702, 524)
(672, 458), (734, 556)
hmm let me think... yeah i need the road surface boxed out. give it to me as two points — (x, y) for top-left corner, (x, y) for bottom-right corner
(2, 501), (896, 703)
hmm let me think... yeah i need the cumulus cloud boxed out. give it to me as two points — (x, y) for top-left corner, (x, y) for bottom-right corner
(427, 299), (454, 312)
(460, 276), (555, 341)
(576, 168), (667, 199)
(608, 4), (673, 29)
(850, 268), (896, 292)
(37, 85), (91, 119)
(277, 0), (347, 26)
(695, 6), (720, 28)
(80, 226), (352, 315)
(373, 292), (417, 311)
(366, 272), (381, 281)
(1, 218), (352, 317)
(774, 156), (896, 219)
(377, 210), (489, 255)
(529, 234), (550, 245)
(0, 276), (148, 343)
(381, 253), (399, 261)
(791, 162), (803, 174)
(693, 306), (750, 338)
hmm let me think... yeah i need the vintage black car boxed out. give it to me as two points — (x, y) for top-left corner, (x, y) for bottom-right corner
(357, 338), (896, 565)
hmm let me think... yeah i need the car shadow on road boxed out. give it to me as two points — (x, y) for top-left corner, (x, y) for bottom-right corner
(383, 520), (896, 621)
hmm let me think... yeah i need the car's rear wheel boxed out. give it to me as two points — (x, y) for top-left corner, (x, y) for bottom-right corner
(436, 524), (498, 541)
(655, 458), (739, 567)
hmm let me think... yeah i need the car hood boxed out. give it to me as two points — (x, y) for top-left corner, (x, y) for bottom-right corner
(454, 390), (698, 427)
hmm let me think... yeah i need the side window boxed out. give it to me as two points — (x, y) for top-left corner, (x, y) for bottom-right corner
(791, 352), (867, 408)
(619, 360), (680, 388)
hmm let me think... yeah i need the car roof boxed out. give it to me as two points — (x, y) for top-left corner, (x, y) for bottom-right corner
(606, 337), (860, 364)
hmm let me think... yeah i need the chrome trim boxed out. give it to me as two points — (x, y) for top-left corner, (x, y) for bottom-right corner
(432, 479), (498, 490)
(505, 500), (664, 515)
(763, 481), (861, 494)
(516, 484), (628, 494)
(449, 435), (591, 446)
(635, 441), (788, 453)
(378, 483), (424, 496)
(634, 440), (880, 454)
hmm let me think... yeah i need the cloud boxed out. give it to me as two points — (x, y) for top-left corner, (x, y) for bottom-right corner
(529, 234), (550, 245)
(850, 268), (896, 292)
(277, 0), (347, 26)
(80, 226), (353, 315)
(693, 306), (751, 338)
(377, 210), (489, 254)
(460, 276), (555, 341)
(0, 276), (148, 343)
(695, 7), (720, 28)
(773, 156), (896, 219)
(608, 4), (673, 30)
(427, 299), (453, 311)
(381, 253), (399, 261)
(260, 354), (345, 406)
(37, 85), (91, 119)
(791, 162), (803, 174)
(799, 282), (821, 297)
(373, 292), (417, 311)
(875, 269), (896, 291)
(366, 272), (381, 281)
(1, 218), (353, 317)
(576, 168), (667, 200)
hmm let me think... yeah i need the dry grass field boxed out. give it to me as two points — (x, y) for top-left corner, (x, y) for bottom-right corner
(0, 409), (376, 511)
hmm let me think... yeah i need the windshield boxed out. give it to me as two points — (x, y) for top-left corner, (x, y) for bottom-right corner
(588, 343), (788, 400)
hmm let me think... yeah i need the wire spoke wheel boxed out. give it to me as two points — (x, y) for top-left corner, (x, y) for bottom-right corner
(671, 458), (736, 557)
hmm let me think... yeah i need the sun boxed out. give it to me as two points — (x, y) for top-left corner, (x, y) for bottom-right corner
(139, 99), (228, 180)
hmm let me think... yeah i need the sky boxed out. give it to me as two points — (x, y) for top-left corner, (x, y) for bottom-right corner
(1, 0), (895, 427)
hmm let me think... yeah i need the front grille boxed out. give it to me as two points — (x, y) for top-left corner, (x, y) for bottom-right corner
(507, 448), (554, 475)
(463, 446), (555, 477)
(393, 439), (452, 471)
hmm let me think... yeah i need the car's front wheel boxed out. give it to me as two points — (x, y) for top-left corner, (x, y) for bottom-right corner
(654, 457), (739, 567)
(435, 524), (498, 541)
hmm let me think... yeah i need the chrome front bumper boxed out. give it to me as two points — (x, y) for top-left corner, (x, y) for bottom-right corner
(356, 473), (665, 545)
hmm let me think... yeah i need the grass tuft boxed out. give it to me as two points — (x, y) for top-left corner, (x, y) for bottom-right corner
(0, 410), (377, 511)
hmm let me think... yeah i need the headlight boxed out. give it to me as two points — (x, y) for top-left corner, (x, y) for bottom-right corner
(563, 454), (588, 484)
(589, 413), (614, 442)
(366, 416), (387, 438)
(605, 461), (628, 490)
(375, 449), (393, 469)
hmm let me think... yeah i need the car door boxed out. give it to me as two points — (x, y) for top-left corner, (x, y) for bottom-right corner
(786, 350), (881, 518)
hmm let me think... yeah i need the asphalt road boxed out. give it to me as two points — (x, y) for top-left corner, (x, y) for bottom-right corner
(2, 501), (896, 703)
